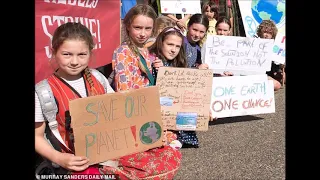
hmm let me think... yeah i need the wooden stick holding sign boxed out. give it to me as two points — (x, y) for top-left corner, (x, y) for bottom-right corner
(156, 67), (213, 131)
(69, 86), (164, 165)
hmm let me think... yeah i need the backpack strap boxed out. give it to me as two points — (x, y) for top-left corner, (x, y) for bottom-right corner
(36, 70), (109, 152)
(35, 79), (71, 151)
(91, 68), (109, 93)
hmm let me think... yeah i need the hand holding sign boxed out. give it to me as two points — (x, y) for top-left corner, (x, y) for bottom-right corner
(69, 87), (163, 165)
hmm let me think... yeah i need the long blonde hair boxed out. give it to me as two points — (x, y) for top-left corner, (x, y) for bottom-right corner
(123, 4), (157, 75)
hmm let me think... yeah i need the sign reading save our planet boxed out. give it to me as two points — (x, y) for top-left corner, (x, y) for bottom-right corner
(69, 86), (164, 165)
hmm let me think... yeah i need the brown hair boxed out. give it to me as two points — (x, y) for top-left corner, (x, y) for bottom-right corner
(51, 22), (98, 96)
(215, 16), (231, 30)
(201, 1), (219, 20)
(154, 16), (176, 37)
(123, 4), (157, 54)
(256, 20), (278, 39)
(148, 27), (187, 68)
(187, 14), (209, 30)
(123, 4), (158, 75)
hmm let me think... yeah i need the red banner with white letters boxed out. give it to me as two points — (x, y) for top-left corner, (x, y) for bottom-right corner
(35, 0), (120, 83)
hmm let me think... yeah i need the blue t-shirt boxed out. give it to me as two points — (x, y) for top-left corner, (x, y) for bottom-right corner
(121, 0), (136, 19)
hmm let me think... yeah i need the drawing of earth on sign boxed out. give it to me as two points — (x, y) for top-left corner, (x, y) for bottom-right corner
(139, 122), (162, 144)
(251, 0), (285, 26)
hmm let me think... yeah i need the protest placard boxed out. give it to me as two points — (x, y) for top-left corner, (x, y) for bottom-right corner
(272, 32), (285, 65)
(204, 35), (274, 75)
(160, 0), (201, 14)
(210, 74), (275, 118)
(156, 67), (213, 131)
(69, 86), (163, 165)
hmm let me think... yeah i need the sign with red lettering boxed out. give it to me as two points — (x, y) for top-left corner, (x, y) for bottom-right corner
(35, 0), (120, 83)
(210, 74), (275, 118)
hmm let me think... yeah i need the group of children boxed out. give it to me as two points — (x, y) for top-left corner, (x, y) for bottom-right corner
(35, 2), (285, 179)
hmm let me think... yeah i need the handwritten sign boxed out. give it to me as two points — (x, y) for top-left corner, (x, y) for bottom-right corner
(204, 35), (274, 75)
(210, 74), (275, 118)
(272, 32), (285, 65)
(156, 67), (213, 131)
(69, 86), (163, 165)
(160, 0), (201, 14)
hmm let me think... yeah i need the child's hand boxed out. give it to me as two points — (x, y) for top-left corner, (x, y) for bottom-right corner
(153, 57), (163, 70)
(176, 20), (186, 33)
(56, 153), (90, 171)
(223, 71), (234, 76)
(162, 130), (177, 146)
(197, 63), (209, 69)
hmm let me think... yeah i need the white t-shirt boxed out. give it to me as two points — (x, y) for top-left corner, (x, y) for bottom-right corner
(35, 70), (115, 122)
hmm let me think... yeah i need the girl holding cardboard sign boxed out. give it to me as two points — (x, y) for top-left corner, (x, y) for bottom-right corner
(35, 22), (115, 178)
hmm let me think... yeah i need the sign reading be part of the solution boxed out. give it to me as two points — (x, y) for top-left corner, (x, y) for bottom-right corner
(156, 67), (213, 131)
(69, 86), (163, 165)
(204, 35), (274, 75)
(210, 74), (275, 118)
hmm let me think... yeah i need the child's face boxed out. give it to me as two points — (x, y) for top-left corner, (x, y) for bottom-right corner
(187, 23), (207, 43)
(216, 22), (231, 36)
(262, 32), (273, 39)
(161, 34), (182, 60)
(54, 39), (90, 78)
(204, 6), (214, 20)
(127, 15), (154, 47)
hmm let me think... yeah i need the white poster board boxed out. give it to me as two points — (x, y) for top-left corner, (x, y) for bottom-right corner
(238, 0), (285, 37)
(272, 32), (285, 65)
(160, 0), (201, 14)
(204, 35), (273, 74)
(210, 74), (275, 118)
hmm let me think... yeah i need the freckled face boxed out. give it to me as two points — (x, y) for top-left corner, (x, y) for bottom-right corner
(127, 15), (154, 47)
(161, 34), (183, 60)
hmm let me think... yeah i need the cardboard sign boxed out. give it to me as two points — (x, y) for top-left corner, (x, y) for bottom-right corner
(160, 0), (201, 14)
(69, 86), (163, 165)
(156, 67), (213, 131)
(204, 35), (274, 75)
(210, 74), (275, 118)
(272, 32), (285, 65)
(35, 0), (120, 83)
